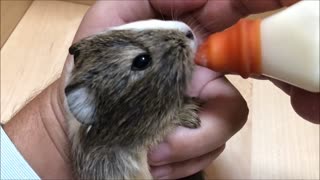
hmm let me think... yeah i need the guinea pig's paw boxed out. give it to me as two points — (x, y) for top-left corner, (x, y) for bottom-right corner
(176, 99), (201, 129)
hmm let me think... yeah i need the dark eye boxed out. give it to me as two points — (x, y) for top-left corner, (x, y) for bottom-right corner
(131, 54), (152, 71)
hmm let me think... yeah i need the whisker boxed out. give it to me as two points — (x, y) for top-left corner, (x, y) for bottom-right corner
(171, 6), (179, 21)
(157, 5), (165, 20)
(170, 5), (174, 20)
(189, 17), (199, 30)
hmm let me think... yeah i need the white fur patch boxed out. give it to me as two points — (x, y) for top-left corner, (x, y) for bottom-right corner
(112, 20), (197, 52)
(107, 20), (197, 52)
(111, 19), (192, 33)
(86, 125), (92, 134)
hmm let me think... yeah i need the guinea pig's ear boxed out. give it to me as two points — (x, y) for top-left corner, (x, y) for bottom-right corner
(69, 43), (80, 62)
(65, 84), (96, 125)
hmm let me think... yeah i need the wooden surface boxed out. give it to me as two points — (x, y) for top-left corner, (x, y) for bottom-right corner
(1, 0), (89, 122)
(1, 1), (319, 179)
(0, 0), (33, 47)
(0, 0), (94, 48)
(61, 0), (95, 5)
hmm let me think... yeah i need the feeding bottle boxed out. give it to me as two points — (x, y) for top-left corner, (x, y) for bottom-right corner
(195, 0), (319, 92)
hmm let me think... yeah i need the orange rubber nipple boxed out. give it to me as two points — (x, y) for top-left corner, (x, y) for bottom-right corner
(195, 19), (262, 78)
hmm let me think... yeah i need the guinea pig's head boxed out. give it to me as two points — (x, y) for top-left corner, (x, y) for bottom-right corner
(65, 20), (196, 128)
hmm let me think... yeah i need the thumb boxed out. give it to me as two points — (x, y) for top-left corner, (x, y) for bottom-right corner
(149, 0), (207, 16)
(271, 79), (320, 124)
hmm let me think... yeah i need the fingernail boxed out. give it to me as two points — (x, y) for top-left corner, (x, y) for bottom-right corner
(148, 143), (171, 165)
(151, 166), (171, 179)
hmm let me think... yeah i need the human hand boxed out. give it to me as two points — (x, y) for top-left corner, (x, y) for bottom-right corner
(249, 74), (319, 124)
(64, 0), (312, 179)
(156, 0), (317, 125)
(148, 0), (315, 179)
(151, 0), (320, 125)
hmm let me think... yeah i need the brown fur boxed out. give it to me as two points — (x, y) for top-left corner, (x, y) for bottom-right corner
(65, 28), (202, 179)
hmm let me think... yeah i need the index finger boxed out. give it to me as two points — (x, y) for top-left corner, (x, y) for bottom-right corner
(73, 0), (156, 42)
(150, 0), (300, 32)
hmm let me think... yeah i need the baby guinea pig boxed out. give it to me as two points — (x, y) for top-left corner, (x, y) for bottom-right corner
(65, 20), (203, 180)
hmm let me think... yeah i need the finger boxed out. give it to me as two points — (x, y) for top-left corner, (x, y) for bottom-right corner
(150, 145), (225, 180)
(151, 0), (300, 32)
(290, 88), (320, 124)
(238, 0), (300, 14)
(150, 0), (207, 16)
(268, 78), (320, 123)
(269, 78), (293, 95)
(186, 66), (222, 97)
(73, 0), (156, 42)
(148, 77), (248, 165)
(194, 0), (300, 32)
